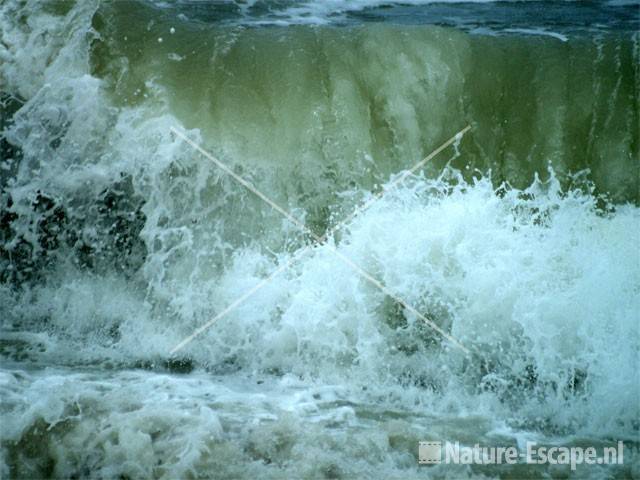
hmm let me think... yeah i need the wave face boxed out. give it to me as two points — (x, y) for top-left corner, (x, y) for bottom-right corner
(1, 0), (639, 478)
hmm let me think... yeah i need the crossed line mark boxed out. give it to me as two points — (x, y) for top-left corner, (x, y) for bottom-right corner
(169, 125), (472, 356)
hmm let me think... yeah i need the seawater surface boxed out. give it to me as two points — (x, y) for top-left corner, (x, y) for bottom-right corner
(1, 0), (639, 478)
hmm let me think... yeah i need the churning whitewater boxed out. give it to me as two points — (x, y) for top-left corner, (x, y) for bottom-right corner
(1, 0), (639, 479)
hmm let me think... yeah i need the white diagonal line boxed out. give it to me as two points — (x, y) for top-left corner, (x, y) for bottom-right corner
(169, 129), (307, 231)
(169, 126), (471, 356)
(322, 125), (471, 241)
(322, 246), (470, 354)
(169, 258), (293, 355)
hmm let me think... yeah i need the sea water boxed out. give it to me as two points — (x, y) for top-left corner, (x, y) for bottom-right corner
(1, 1), (639, 478)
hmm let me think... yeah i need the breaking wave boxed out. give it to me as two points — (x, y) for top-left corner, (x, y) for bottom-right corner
(1, 0), (638, 478)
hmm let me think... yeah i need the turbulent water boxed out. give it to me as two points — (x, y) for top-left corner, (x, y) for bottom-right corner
(1, 0), (639, 478)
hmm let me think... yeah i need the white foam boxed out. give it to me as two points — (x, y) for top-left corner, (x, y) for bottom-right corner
(504, 27), (569, 42)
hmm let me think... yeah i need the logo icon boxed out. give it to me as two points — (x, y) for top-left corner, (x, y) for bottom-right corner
(419, 441), (442, 464)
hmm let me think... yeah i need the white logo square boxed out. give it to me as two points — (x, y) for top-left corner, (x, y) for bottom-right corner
(419, 441), (442, 464)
